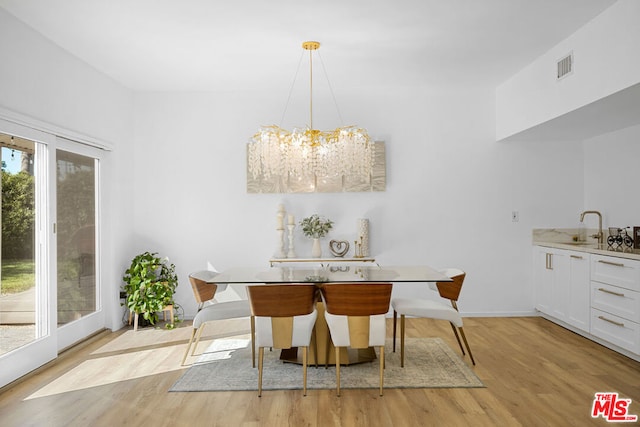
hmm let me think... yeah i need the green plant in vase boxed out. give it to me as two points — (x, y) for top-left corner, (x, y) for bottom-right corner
(122, 251), (179, 329)
(300, 214), (333, 257)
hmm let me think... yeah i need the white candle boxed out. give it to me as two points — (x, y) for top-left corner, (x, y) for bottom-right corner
(288, 214), (295, 225)
(277, 213), (284, 229)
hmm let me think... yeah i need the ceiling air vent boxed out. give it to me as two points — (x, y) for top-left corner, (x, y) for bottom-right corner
(557, 52), (573, 80)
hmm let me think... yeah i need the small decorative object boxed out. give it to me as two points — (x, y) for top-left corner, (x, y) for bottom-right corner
(329, 240), (350, 257)
(607, 227), (634, 249)
(357, 218), (370, 256)
(275, 204), (286, 258)
(353, 236), (365, 258)
(634, 227), (640, 250)
(287, 214), (297, 258)
(300, 214), (333, 258)
(122, 251), (179, 329)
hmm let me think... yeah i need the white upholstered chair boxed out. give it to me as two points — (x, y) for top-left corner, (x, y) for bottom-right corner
(181, 271), (254, 366)
(247, 284), (318, 397)
(391, 268), (475, 367)
(320, 282), (393, 396)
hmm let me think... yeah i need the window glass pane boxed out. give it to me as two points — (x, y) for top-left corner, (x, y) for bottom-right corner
(0, 137), (36, 355)
(56, 150), (96, 325)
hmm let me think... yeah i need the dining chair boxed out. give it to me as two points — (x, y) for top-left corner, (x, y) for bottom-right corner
(181, 272), (255, 367)
(391, 268), (475, 367)
(320, 282), (393, 397)
(247, 284), (318, 397)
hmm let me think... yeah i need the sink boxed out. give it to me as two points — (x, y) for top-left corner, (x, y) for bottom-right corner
(562, 241), (597, 246)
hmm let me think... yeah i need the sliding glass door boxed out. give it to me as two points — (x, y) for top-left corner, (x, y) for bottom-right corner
(0, 120), (103, 386)
(55, 139), (102, 351)
(0, 121), (56, 387)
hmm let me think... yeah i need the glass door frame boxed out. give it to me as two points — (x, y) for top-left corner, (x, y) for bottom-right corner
(54, 137), (104, 351)
(0, 118), (56, 387)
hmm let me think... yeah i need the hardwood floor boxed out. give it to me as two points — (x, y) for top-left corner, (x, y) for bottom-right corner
(1, 316), (639, 426)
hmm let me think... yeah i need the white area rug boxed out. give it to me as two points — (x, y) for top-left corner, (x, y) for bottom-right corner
(170, 336), (483, 392)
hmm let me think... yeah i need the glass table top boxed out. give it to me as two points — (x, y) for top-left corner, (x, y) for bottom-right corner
(209, 265), (451, 284)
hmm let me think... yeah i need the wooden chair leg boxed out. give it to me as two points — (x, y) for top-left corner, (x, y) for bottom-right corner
(449, 322), (465, 355)
(181, 328), (197, 366)
(335, 346), (341, 397)
(392, 310), (397, 352)
(458, 327), (476, 365)
(325, 329), (331, 369)
(312, 329), (318, 368)
(192, 324), (205, 356)
(251, 316), (256, 368)
(379, 345), (385, 396)
(400, 314), (405, 367)
(258, 347), (264, 397)
(302, 346), (308, 396)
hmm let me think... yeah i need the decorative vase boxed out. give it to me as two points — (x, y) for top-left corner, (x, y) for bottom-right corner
(358, 218), (370, 257)
(311, 238), (322, 258)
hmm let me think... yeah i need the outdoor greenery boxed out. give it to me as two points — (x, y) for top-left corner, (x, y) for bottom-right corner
(2, 171), (35, 259)
(122, 252), (179, 328)
(0, 259), (35, 295)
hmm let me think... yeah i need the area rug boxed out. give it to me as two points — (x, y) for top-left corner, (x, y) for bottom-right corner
(170, 336), (483, 392)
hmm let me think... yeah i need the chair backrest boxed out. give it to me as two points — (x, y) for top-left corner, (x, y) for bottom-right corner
(247, 284), (316, 317)
(320, 283), (392, 316)
(188, 274), (217, 306)
(247, 284), (317, 349)
(320, 283), (392, 348)
(434, 268), (466, 302)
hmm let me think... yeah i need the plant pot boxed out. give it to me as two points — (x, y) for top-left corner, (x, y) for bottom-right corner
(311, 238), (322, 258)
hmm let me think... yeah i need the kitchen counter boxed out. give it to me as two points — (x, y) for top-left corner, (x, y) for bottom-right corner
(533, 228), (640, 261)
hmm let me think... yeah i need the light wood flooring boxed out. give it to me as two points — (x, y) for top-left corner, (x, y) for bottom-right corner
(1, 316), (639, 426)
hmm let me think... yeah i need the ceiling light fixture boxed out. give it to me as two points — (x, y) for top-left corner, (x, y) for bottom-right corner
(248, 41), (374, 181)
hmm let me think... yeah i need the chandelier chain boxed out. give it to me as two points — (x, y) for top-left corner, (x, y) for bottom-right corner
(317, 50), (345, 127)
(278, 50), (305, 128)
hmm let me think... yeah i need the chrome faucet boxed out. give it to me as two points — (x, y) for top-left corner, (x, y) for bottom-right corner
(580, 210), (603, 246)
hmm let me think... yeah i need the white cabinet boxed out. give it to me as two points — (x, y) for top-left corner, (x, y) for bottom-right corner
(533, 246), (589, 332)
(590, 255), (640, 354)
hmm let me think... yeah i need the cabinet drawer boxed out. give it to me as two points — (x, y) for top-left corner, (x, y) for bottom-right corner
(591, 255), (640, 291)
(591, 282), (640, 322)
(591, 308), (640, 353)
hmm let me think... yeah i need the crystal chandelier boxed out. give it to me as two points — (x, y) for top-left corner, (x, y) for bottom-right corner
(248, 41), (374, 181)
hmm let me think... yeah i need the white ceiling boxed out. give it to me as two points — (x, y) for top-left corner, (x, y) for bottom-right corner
(0, 0), (616, 92)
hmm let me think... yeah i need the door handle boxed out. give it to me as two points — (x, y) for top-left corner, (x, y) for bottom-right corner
(598, 260), (625, 267)
(597, 288), (625, 297)
(598, 316), (625, 327)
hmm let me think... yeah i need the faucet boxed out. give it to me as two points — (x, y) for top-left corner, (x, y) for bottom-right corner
(580, 210), (603, 246)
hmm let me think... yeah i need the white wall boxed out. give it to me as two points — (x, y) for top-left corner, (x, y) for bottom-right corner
(0, 8), (134, 331)
(583, 124), (640, 228)
(496, 0), (640, 141)
(132, 86), (585, 319)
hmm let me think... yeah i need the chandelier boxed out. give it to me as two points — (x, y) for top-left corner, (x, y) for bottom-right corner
(248, 41), (374, 181)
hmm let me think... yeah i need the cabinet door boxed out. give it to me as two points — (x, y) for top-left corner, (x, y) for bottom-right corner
(567, 253), (590, 332)
(550, 250), (569, 322)
(534, 247), (554, 314)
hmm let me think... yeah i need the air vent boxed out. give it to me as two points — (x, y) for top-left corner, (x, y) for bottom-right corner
(557, 52), (573, 80)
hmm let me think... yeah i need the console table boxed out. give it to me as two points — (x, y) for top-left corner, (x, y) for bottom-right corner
(269, 257), (377, 267)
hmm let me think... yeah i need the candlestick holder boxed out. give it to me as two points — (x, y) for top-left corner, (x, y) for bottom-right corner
(275, 228), (286, 258)
(287, 224), (297, 258)
(353, 236), (364, 258)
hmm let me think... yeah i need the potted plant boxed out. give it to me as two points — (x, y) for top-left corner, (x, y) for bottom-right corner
(122, 251), (179, 329)
(300, 214), (333, 257)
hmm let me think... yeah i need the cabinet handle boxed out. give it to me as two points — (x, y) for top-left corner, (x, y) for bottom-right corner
(546, 253), (553, 270)
(597, 287), (625, 297)
(570, 255), (583, 259)
(598, 260), (625, 267)
(598, 315), (625, 327)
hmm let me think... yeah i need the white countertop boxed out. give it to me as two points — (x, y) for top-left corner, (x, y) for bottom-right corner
(533, 228), (640, 261)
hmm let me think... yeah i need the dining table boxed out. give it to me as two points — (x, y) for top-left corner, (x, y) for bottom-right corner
(208, 264), (452, 365)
